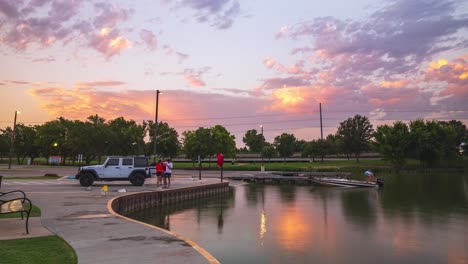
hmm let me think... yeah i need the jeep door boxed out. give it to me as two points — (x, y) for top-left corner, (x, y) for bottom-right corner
(101, 158), (121, 178)
(120, 158), (134, 178)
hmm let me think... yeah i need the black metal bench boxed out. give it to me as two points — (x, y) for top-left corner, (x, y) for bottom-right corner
(0, 190), (32, 234)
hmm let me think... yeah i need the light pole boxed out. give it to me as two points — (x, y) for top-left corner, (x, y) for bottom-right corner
(8, 111), (19, 169)
(260, 124), (264, 172)
(153, 90), (161, 162)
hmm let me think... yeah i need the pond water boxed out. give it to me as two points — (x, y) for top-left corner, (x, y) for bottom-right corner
(128, 173), (468, 264)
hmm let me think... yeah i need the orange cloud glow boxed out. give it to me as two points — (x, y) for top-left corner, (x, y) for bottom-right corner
(380, 80), (409, 88)
(426, 56), (468, 97)
(270, 85), (336, 113)
(27, 87), (157, 121)
(361, 80), (418, 107)
(184, 74), (206, 87)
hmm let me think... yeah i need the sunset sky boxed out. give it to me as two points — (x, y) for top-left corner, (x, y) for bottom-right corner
(1, 0), (467, 146)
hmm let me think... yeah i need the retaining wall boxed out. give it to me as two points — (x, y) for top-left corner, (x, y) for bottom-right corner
(111, 182), (230, 215)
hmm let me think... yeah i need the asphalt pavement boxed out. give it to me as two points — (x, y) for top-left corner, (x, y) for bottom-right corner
(0, 165), (247, 264)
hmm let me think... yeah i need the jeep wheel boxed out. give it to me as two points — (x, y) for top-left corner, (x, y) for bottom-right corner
(130, 173), (145, 186)
(79, 173), (94, 187)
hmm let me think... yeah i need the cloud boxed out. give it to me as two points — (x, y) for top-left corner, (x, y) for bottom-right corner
(169, 0), (242, 29)
(31, 56), (55, 63)
(88, 27), (132, 58)
(140, 29), (158, 51)
(184, 74), (206, 87)
(0, 1), (134, 58)
(176, 51), (189, 63)
(0, 0), (19, 18)
(74, 81), (126, 88)
(26, 86), (267, 137)
(263, 57), (277, 69)
(6, 80), (30, 85)
(426, 56), (468, 97)
(256, 0), (468, 117)
(182, 67), (210, 87)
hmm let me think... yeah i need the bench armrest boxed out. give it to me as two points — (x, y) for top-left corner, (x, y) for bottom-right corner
(0, 190), (27, 201)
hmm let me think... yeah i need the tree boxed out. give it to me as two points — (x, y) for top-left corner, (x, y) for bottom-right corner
(0, 131), (9, 160)
(336, 115), (374, 162)
(261, 143), (276, 161)
(107, 117), (146, 156)
(409, 119), (458, 167)
(35, 119), (68, 164)
(374, 121), (411, 169)
(302, 140), (320, 162)
(148, 121), (179, 158)
(242, 129), (265, 153)
(274, 133), (297, 159)
(13, 124), (40, 164)
(211, 125), (236, 158)
(182, 128), (212, 163)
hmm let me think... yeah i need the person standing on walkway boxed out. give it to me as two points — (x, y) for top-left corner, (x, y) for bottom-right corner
(156, 159), (164, 188)
(163, 159), (173, 188)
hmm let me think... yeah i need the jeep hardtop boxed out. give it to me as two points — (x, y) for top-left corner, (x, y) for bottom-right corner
(75, 156), (150, 187)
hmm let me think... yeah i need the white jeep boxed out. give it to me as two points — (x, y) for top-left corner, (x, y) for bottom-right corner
(75, 156), (150, 187)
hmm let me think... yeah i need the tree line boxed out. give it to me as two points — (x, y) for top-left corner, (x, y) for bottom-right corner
(0, 114), (466, 168)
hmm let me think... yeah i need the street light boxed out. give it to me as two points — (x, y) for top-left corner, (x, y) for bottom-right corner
(153, 89), (161, 162)
(8, 110), (19, 169)
(260, 124), (264, 171)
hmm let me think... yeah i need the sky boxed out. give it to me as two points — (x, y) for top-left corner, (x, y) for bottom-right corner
(1, 0), (467, 147)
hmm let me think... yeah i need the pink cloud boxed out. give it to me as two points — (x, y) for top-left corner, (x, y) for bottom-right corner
(140, 29), (157, 51)
(426, 56), (468, 97)
(0, 1), (134, 58)
(360, 80), (419, 107)
(263, 57), (277, 69)
(88, 28), (131, 58)
(184, 74), (206, 87)
(182, 68), (210, 87)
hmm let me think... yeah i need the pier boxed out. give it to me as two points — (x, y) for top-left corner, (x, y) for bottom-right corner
(228, 171), (351, 184)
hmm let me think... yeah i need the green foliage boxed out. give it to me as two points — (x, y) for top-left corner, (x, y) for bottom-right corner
(0, 132), (9, 157)
(148, 121), (179, 158)
(182, 125), (236, 162)
(409, 119), (459, 167)
(261, 142), (277, 161)
(211, 125), (236, 157)
(336, 115), (374, 161)
(242, 129), (265, 152)
(274, 133), (297, 159)
(374, 121), (411, 169)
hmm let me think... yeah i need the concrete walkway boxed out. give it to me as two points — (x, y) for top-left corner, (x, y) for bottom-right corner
(1, 176), (225, 264)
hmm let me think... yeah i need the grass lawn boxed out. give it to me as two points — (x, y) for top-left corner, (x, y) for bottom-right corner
(0, 205), (41, 219)
(175, 159), (393, 171)
(0, 235), (77, 264)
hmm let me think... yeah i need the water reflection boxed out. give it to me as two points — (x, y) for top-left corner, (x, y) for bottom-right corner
(128, 173), (468, 264)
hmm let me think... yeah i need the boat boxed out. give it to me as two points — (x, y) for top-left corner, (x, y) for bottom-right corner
(311, 177), (384, 188)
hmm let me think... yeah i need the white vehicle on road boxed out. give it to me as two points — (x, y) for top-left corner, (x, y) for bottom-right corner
(75, 156), (150, 187)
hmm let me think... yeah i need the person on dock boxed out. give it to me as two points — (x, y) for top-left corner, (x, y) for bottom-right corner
(364, 170), (376, 183)
(156, 159), (164, 188)
(163, 159), (173, 188)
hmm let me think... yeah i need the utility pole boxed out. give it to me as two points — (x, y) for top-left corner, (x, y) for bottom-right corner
(8, 110), (19, 169)
(320, 103), (324, 162)
(260, 125), (264, 172)
(153, 90), (160, 162)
